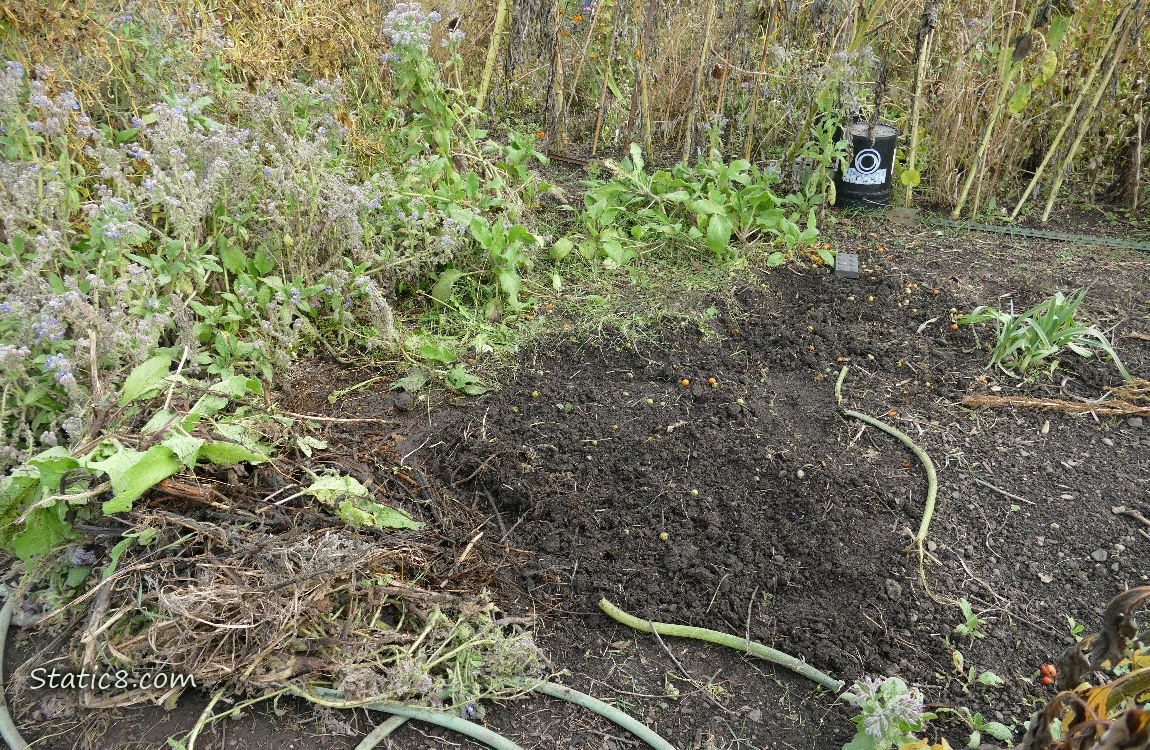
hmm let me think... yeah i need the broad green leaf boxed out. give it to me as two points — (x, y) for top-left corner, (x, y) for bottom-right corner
(162, 433), (204, 469)
(27, 447), (81, 497)
(977, 671), (1005, 687)
(981, 722), (1013, 743)
(549, 237), (574, 261)
(419, 342), (457, 364)
(445, 365), (487, 395)
(1047, 14), (1070, 47)
(336, 498), (423, 529)
(1008, 82), (1033, 115)
(689, 199), (726, 216)
(497, 270), (522, 307)
(119, 355), (172, 406)
(706, 213), (733, 256)
(1039, 49), (1058, 85)
(900, 169), (921, 187)
(86, 445), (181, 514)
(10, 503), (72, 564)
(197, 439), (268, 466)
(295, 436), (328, 458)
(431, 268), (465, 306)
(65, 565), (90, 588)
(142, 408), (179, 434)
(209, 375), (260, 399)
(766, 251), (787, 267)
(304, 474), (370, 504)
(218, 237), (247, 274)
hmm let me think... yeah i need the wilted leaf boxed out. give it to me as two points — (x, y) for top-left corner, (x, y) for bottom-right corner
(86, 445), (182, 514)
(392, 367), (429, 392)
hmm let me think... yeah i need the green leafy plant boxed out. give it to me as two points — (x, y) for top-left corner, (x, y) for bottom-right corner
(841, 676), (933, 750)
(0, 358), (274, 565)
(953, 598), (988, 639)
(573, 144), (819, 267)
(957, 288), (1132, 381)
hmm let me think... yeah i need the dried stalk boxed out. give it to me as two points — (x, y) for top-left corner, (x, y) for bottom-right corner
(952, 7), (1023, 218)
(591, 0), (624, 156)
(1010, 2), (1135, 219)
(1041, 1), (1142, 222)
(904, 0), (940, 206)
(681, 0), (719, 163)
(743, 6), (775, 162)
(475, 0), (509, 112)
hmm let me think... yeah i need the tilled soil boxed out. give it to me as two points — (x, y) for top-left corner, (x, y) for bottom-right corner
(6, 210), (1150, 749)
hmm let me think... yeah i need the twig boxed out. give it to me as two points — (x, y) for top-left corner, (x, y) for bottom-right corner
(969, 476), (1035, 506)
(648, 626), (731, 714)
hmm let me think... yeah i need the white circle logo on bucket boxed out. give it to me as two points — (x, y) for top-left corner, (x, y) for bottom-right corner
(854, 148), (881, 175)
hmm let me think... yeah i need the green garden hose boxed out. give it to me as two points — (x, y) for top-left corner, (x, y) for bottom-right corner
(532, 681), (678, 750)
(599, 597), (845, 693)
(0, 597), (29, 750)
(293, 686), (528, 750)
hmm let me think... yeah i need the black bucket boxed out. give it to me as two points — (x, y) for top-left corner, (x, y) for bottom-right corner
(833, 122), (899, 208)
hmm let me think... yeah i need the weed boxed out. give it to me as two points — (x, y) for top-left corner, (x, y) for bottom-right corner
(957, 288), (1132, 382)
(953, 598), (988, 640)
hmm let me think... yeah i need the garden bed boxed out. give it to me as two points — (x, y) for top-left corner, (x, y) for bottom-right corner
(8, 209), (1149, 749)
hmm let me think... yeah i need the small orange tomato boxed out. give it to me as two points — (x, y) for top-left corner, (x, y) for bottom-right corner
(680, 378), (690, 386)
(1040, 664), (1057, 679)
(1041, 675), (1054, 686)
(950, 323), (959, 330)
(932, 288), (940, 295)
(536, 131), (545, 138)
(707, 377), (717, 385)
(574, 13), (583, 20)
(887, 410), (897, 417)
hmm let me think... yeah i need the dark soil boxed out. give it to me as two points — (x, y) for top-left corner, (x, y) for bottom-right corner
(6, 208), (1150, 749)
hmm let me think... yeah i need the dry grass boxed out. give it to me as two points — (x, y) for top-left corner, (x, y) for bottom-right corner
(4, 0), (1146, 209)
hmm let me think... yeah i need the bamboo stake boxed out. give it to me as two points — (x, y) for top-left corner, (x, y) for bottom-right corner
(475, 0), (509, 112)
(591, 0), (625, 156)
(681, 0), (719, 163)
(743, 4), (776, 163)
(951, 8), (1023, 219)
(1041, 2), (1141, 223)
(1009, 2), (1134, 219)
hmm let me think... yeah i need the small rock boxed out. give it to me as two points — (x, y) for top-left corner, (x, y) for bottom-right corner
(1036, 536), (1045, 546)
(772, 554), (785, 565)
(747, 708), (762, 723)
(1051, 522), (1061, 530)
(1060, 493), (1076, 500)
(1038, 572), (1053, 583)
(926, 540), (938, 553)
(1102, 437), (1115, 447)
(392, 391), (415, 411)
(885, 578), (903, 601)
(1129, 417), (1144, 428)
(1091, 549), (1109, 562)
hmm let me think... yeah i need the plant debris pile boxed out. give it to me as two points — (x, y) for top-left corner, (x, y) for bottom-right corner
(9, 460), (546, 714)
